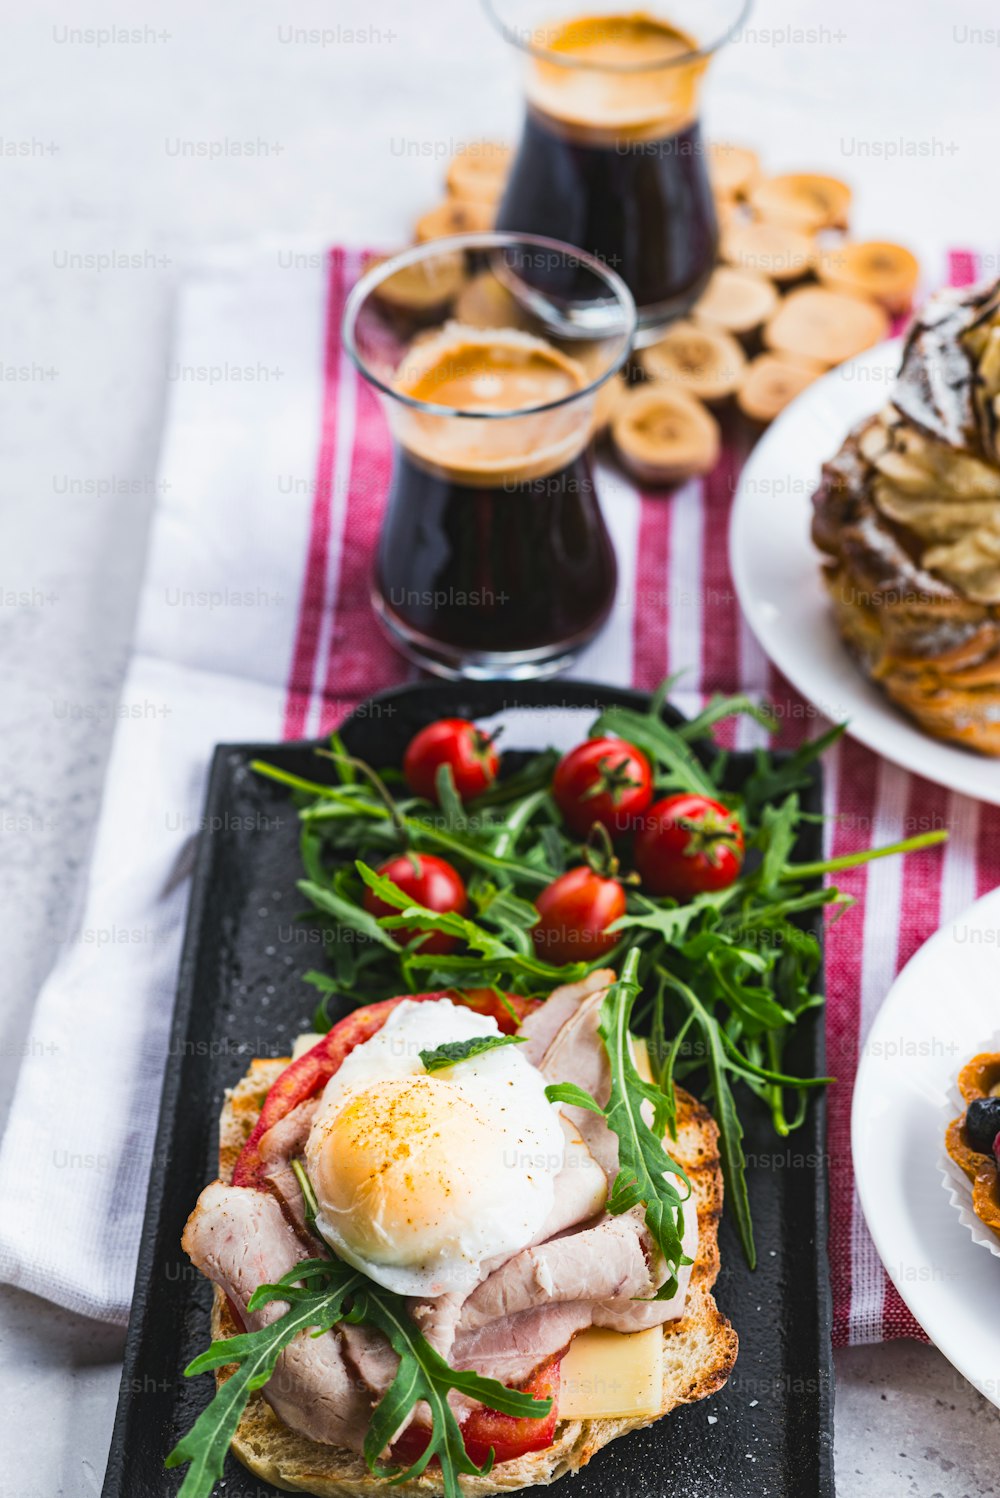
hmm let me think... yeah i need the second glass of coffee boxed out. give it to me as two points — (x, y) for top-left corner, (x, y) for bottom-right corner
(485, 2), (751, 341)
(342, 233), (635, 679)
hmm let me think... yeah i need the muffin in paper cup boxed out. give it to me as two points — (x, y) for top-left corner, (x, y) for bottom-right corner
(940, 1049), (1000, 1261)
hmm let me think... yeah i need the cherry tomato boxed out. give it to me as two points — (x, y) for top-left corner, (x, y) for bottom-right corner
(403, 718), (500, 802)
(633, 793), (744, 900)
(363, 853), (467, 956)
(553, 736), (653, 838)
(392, 1355), (559, 1469)
(532, 866), (626, 965)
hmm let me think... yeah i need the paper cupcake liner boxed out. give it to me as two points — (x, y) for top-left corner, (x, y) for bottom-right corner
(939, 1061), (1000, 1261)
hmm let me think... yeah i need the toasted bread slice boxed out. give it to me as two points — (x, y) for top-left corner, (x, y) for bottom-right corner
(207, 1057), (737, 1496)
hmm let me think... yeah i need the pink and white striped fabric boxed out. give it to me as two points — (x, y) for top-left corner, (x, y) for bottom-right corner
(0, 240), (992, 1333)
(279, 246), (994, 1347)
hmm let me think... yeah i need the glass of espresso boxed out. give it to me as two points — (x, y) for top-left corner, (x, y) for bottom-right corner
(342, 232), (635, 680)
(485, 2), (751, 342)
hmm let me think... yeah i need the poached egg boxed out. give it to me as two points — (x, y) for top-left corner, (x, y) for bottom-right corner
(303, 999), (567, 1297)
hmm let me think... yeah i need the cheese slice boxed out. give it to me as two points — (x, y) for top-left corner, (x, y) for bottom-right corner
(558, 1035), (666, 1421)
(559, 1324), (664, 1419)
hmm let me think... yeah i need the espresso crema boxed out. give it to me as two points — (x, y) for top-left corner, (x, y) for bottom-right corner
(391, 324), (594, 487)
(525, 11), (704, 144)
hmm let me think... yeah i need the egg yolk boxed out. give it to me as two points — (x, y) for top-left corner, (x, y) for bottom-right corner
(307, 1075), (517, 1272)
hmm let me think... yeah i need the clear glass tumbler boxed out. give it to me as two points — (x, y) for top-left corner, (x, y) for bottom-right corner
(484, 1), (751, 343)
(342, 232), (635, 680)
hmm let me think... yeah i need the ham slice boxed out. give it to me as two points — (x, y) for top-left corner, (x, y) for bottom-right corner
(182, 1180), (372, 1452)
(517, 969), (615, 1067)
(258, 1097), (318, 1241)
(458, 1213), (654, 1332)
(451, 1301), (595, 1387)
(539, 987), (621, 1181)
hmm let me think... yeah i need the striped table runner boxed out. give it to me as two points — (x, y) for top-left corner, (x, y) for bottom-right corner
(281, 245), (995, 1347)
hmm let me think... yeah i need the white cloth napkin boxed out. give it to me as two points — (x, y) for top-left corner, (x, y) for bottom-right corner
(0, 243), (339, 1322)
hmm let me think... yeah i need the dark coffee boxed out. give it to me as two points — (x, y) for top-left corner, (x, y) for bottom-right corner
(494, 12), (718, 325)
(374, 447), (616, 660)
(497, 113), (717, 322)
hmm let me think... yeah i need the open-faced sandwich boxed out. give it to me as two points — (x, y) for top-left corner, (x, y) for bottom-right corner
(170, 964), (737, 1497)
(812, 278), (1000, 752)
(164, 691), (949, 1495)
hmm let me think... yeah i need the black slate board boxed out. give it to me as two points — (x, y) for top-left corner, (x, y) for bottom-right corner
(102, 679), (834, 1498)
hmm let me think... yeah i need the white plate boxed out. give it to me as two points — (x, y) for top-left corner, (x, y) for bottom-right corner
(852, 886), (1000, 1407)
(730, 341), (1000, 805)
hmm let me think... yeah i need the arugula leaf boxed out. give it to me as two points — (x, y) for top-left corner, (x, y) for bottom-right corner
(658, 969), (755, 1268)
(539, 822), (567, 875)
(420, 1035), (526, 1072)
(434, 763), (466, 830)
(660, 1011), (694, 1140)
(782, 827), (948, 881)
(298, 879), (402, 952)
(167, 1254), (552, 1498)
(470, 881), (541, 953)
(355, 861), (587, 983)
(467, 748), (560, 808)
(608, 889), (735, 943)
(165, 1270), (361, 1498)
(488, 787), (550, 862)
(253, 761), (553, 887)
(328, 731), (356, 784)
(676, 693), (776, 743)
(290, 1158), (320, 1233)
(352, 1280), (550, 1495)
(546, 955), (694, 1298)
(544, 1080), (605, 1114)
(756, 794), (801, 894)
(596, 950), (692, 1297)
(740, 723), (845, 817)
(251, 678), (950, 1274)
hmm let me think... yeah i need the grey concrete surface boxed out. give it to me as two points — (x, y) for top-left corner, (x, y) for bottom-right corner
(0, 1), (997, 1494)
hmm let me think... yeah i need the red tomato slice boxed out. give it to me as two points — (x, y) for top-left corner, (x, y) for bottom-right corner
(447, 987), (542, 1035)
(390, 1355), (560, 1470)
